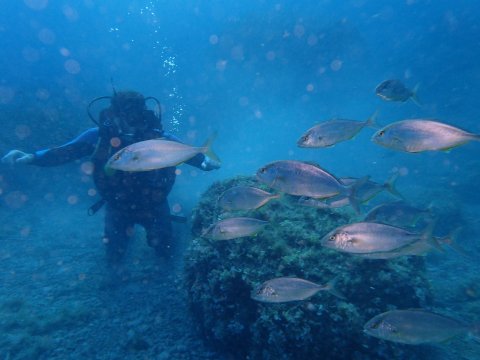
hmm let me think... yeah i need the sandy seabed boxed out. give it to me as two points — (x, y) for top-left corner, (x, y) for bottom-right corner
(0, 199), (223, 360)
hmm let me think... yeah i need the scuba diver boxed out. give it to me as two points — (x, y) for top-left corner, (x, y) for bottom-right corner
(2, 90), (221, 272)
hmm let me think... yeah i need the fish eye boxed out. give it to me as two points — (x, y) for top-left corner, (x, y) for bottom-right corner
(369, 320), (382, 329)
(259, 167), (266, 174)
(377, 130), (385, 137)
(329, 235), (336, 241)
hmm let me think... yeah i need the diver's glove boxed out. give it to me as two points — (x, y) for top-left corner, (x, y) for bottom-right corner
(1, 150), (34, 165)
(201, 156), (221, 170)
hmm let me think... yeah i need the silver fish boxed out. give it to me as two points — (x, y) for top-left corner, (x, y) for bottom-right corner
(375, 79), (420, 105)
(251, 277), (344, 303)
(297, 113), (376, 148)
(364, 201), (431, 227)
(201, 217), (268, 240)
(298, 195), (349, 209)
(106, 138), (217, 172)
(340, 174), (402, 203)
(256, 160), (365, 213)
(218, 186), (280, 211)
(354, 238), (437, 259)
(321, 222), (433, 254)
(372, 119), (480, 153)
(355, 227), (459, 259)
(298, 174), (401, 210)
(364, 309), (473, 344)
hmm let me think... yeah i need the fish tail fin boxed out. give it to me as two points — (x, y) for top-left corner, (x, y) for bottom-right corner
(384, 172), (403, 199)
(440, 227), (471, 258)
(347, 175), (370, 215)
(439, 227), (461, 246)
(322, 276), (346, 300)
(422, 219), (441, 251)
(270, 193), (283, 200)
(202, 132), (221, 163)
(429, 236), (446, 253)
(470, 134), (480, 142)
(365, 110), (380, 128)
(410, 83), (422, 107)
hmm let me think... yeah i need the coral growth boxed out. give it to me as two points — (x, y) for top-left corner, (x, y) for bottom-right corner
(185, 176), (433, 359)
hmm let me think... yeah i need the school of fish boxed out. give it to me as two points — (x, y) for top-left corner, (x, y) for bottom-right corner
(105, 79), (479, 348)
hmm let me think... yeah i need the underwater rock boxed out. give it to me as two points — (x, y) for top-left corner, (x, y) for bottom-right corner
(185, 176), (434, 360)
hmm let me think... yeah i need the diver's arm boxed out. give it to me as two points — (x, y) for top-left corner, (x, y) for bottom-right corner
(31, 128), (99, 167)
(2, 150), (34, 164)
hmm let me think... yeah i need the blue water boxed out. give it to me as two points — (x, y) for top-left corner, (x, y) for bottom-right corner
(1, 1), (480, 359)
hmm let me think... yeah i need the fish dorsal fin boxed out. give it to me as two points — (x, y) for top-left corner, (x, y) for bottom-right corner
(303, 160), (323, 168)
(406, 308), (429, 312)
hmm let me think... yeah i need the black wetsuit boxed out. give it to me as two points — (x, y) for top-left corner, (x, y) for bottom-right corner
(32, 114), (208, 264)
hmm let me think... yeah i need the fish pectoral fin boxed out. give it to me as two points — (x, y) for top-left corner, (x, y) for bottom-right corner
(103, 163), (117, 175)
(441, 144), (460, 153)
(273, 174), (287, 185)
(392, 136), (403, 145)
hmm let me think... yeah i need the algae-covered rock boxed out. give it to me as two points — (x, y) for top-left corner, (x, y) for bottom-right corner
(185, 176), (433, 359)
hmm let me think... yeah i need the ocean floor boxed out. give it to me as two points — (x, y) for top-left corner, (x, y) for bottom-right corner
(1, 198), (480, 359)
(0, 200), (223, 360)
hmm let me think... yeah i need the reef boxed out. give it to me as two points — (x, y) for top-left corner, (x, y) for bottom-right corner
(184, 175), (434, 360)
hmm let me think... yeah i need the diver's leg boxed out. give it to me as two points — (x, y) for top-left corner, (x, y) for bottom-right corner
(104, 204), (134, 267)
(143, 200), (174, 259)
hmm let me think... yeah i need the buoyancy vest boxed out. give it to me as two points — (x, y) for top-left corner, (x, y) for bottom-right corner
(91, 108), (176, 210)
